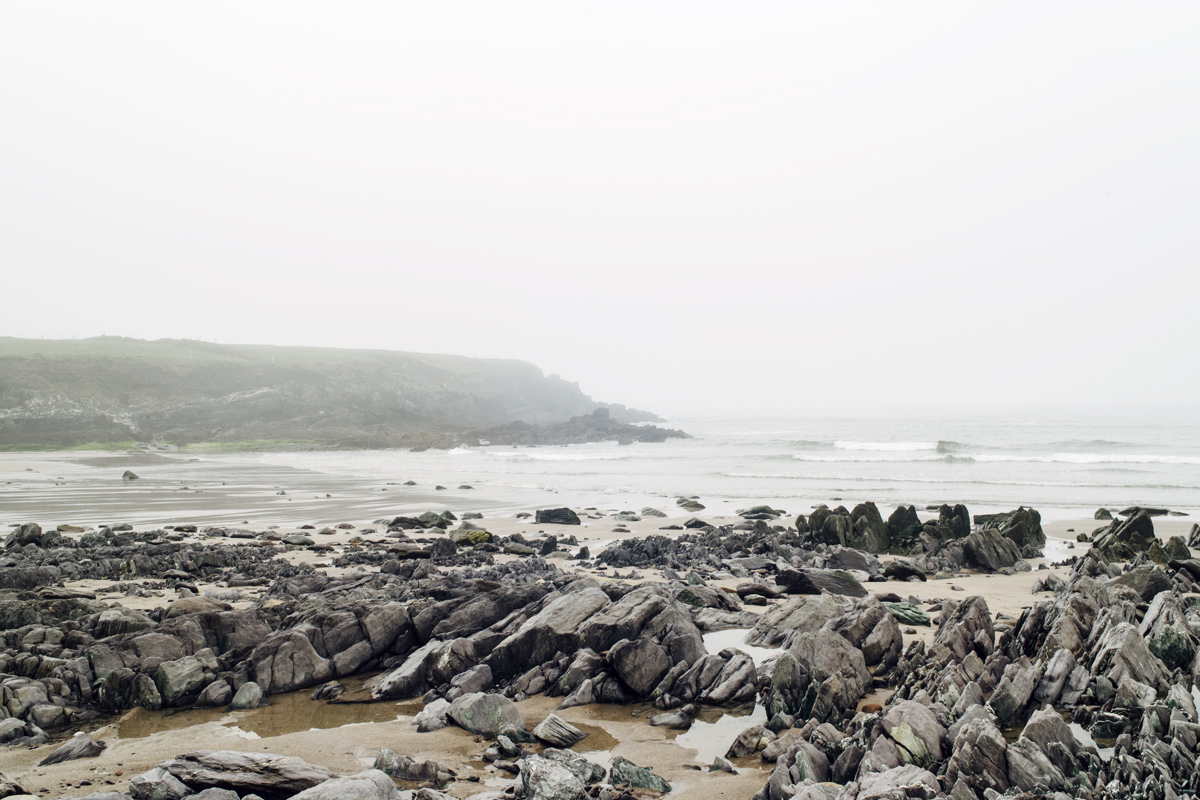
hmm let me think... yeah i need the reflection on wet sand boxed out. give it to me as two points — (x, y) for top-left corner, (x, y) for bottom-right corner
(118, 679), (411, 741)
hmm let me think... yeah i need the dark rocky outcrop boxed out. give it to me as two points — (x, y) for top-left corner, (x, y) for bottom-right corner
(158, 750), (337, 800)
(1091, 509), (1157, 561)
(37, 732), (106, 765)
(534, 508), (581, 526)
(975, 507), (1045, 550)
(961, 530), (1021, 572)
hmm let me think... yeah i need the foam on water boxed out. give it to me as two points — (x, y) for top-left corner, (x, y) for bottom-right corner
(3, 408), (1196, 527)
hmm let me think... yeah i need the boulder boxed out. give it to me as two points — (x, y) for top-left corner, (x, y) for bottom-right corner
(883, 560), (926, 582)
(880, 701), (947, 767)
(746, 594), (849, 647)
(855, 765), (941, 800)
(228, 681), (267, 710)
(0, 770), (30, 799)
(699, 652), (757, 704)
(931, 596), (994, 662)
(649, 705), (696, 729)
(1091, 510), (1156, 561)
(988, 660), (1043, 727)
(1110, 565), (1172, 602)
(160, 750), (336, 799)
(195, 680), (233, 708)
(130, 766), (191, 800)
(485, 588), (610, 680)
(538, 747), (605, 785)
(535, 508), (581, 525)
(532, 714), (588, 748)
(1091, 622), (1168, 694)
(449, 664), (493, 696)
(417, 511), (451, 529)
(373, 750), (444, 784)
(609, 756), (670, 794)
(962, 530), (1021, 572)
(5, 522), (44, 548)
(775, 568), (867, 598)
(289, 770), (401, 800)
(827, 547), (878, 574)
(414, 698), (451, 732)
(740, 505), (784, 519)
(848, 502), (890, 552)
(976, 507), (1044, 550)
(945, 716), (1009, 795)
(154, 655), (212, 706)
(449, 528), (492, 545)
(1164, 536), (1191, 561)
(824, 601), (902, 669)
(887, 505), (923, 543)
(516, 755), (587, 800)
(249, 630), (334, 695)
(446, 692), (526, 737)
(810, 509), (853, 547)
(763, 629), (869, 720)
(368, 638), (476, 700)
(38, 732), (106, 765)
(135, 673), (163, 710)
(1006, 706), (1096, 793)
(93, 606), (156, 638)
(607, 637), (670, 696)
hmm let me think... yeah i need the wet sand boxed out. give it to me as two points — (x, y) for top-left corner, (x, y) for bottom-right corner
(0, 690), (770, 799)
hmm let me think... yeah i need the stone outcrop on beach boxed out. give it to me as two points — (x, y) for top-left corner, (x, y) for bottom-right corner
(1091, 508), (1158, 561)
(793, 503), (1044, 571)
(4, 498), (1199, 800)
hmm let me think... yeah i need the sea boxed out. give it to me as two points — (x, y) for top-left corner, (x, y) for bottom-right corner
(3, 407), (1198, 527)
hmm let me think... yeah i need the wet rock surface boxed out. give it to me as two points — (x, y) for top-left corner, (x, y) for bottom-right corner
(2, 502), (1197, 800)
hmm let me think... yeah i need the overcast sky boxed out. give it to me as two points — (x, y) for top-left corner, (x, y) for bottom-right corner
(2, 3), (1197, 415)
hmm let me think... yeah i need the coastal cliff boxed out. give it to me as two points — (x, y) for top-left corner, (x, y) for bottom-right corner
(0, 337), (679, 449)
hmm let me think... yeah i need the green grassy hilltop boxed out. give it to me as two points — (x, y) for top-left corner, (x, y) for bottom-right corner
(0, 337), (660, 450)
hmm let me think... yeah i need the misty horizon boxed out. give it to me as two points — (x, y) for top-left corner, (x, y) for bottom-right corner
(3, 3), (1197, 415)
(4, 332), (1197, 421)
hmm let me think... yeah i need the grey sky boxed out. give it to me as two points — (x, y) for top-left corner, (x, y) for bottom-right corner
(2, 3), (1197, 415)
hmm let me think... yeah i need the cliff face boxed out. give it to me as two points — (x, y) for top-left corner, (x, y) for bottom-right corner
(0, 337), (662, 448)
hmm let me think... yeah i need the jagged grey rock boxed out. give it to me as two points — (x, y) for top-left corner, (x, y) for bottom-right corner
(945, 715), (1009, 795)
(962, 530), (1021, 572)
(38, 732), (107, 765)
(227, 681), (267, 710)
(373, 750), (443, 783)
(446, 692), (526, 737)
(516, 755), (587, 800)
(129, 767), (191, 800)
(527, 713), (585, 748)
(289, 769), (401, 800)
(160, 750), (336, 797)
(609, 756), (671, 793)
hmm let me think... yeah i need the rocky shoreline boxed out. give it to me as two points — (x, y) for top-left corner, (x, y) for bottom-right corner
(0, 501), (1196, 800)
(387, 409), (689, 451)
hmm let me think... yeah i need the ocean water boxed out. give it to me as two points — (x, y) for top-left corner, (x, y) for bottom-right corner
(4, 408), (1197, 527)
(240, 407), (1200, 523)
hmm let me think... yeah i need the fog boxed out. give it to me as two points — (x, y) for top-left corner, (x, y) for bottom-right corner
(2, 3), (1197, 415)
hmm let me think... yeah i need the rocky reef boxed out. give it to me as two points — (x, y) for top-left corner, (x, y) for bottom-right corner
(0, 505), (1196, 800)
